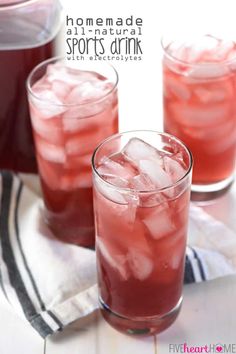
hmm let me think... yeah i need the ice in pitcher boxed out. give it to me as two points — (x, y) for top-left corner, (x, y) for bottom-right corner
(163, 35), (236, 185)
(29, 61), (118, 246)
(94, 137), (190, 320)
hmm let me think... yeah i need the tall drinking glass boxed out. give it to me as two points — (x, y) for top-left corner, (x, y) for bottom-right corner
(27, 58), (119, 247)
(92, 131), (192, 335)
(162, 35), (236, 198)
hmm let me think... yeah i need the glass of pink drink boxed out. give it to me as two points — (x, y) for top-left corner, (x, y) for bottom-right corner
(162, 35), (236, 198)
(92, 131), (192, 335)
(27, 58), (118, 247)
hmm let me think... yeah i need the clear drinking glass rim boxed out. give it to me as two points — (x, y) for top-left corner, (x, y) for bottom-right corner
(161, 35), (236, 68)
(92, 130), (193, 194)
(27, 56), (119, 108)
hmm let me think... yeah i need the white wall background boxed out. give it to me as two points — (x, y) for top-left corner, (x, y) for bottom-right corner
(59, 0), (236, 133)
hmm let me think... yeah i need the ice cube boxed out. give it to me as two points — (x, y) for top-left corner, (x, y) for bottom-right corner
(195, 37), (234, 62)
(163, 155), (186, 183)
(170, 251), (183, 269)
(207, 126), (236, 154)
(94, 174), (139, 226)
(46, 64), (112, 100)
(46, 63), (81, 86)
(60, 170), (92, 190)
(168, 35), (222, 64)
(36, 138), (66, 164)
(164, 76), (191, 101)
(167, 40), (189, 61)
(171, 102), (230, 126)
(97, 157), (134, 181)
(200, 35), (219, 50)
(62, 107), (81, 120)
(95, 178), (127, 204)
(51, 80), (72, 100)
(195, 80), (234, 103)
(132, 179), (168, 206)
(184, 45), (202, 63)
(63, 69), (107, 88)
(175, 45), (189, 62)
(163, 56), (186, 75)
(194, 87), (226, 103)
(125, 193), (139, 223)
(62, 102), (107, 119)
(213, 40), (234, 61)
(65, 135), (92, 156)
(31, 86), (67, 119)
(188, 65), (229, 79)
(58, 71), (113, 118)
(142, 194), (167, 208)
(127, 249), (153, 281)
(139, 159), (172, 189)
(103, 176), (129, 188)
(122, 138), (162, 167)
(142, 207), (175, 240)
(66, 83), (96, 104)
(62, 116), (83, 131)
(185, 35), (219, 63)
(167, 36), (217, 64)
(97, 238), (129, 281)
(66, 79), (112, 105)
(65, 126), (110, 158)
(94, 186), (138, 245)
(32, 77), (51, 91)
(30, 107), (64, 145)
(37, 155), (61, 190)
(129, 174), (155, 191)
(64, 154), (91, 170)
(165, 226), (186, 269)
(62, 113), (99, 131)
(46, 62), (66, 77)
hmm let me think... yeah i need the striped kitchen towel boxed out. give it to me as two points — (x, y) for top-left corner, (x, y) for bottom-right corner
(0, 170), (235, 338)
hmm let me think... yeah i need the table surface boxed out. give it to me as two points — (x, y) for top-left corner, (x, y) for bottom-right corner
(1, 181), (236, 353)
(1, 274), (236, 354)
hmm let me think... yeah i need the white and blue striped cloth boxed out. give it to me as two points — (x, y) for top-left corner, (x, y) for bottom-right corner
(0, 171), (235, 338)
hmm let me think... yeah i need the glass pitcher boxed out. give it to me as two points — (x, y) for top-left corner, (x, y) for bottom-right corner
(0, 0), (62, 173)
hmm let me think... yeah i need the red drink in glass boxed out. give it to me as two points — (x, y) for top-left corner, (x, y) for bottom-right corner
(163, 35), (236, 195)
(92, 131), (192, 335)
(27, 59), (118, 247)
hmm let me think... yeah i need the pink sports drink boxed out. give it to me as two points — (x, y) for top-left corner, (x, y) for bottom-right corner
(27, 59), (118, 247)
(92, 131), (192, 335)
(163, 35), (236, 194)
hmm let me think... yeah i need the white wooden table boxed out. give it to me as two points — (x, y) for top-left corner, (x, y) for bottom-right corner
(1, 180), (236, 353)
(1, 274), (236, 354)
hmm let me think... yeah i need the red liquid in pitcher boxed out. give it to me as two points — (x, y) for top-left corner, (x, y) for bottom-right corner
(0, 41), (54, 173)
